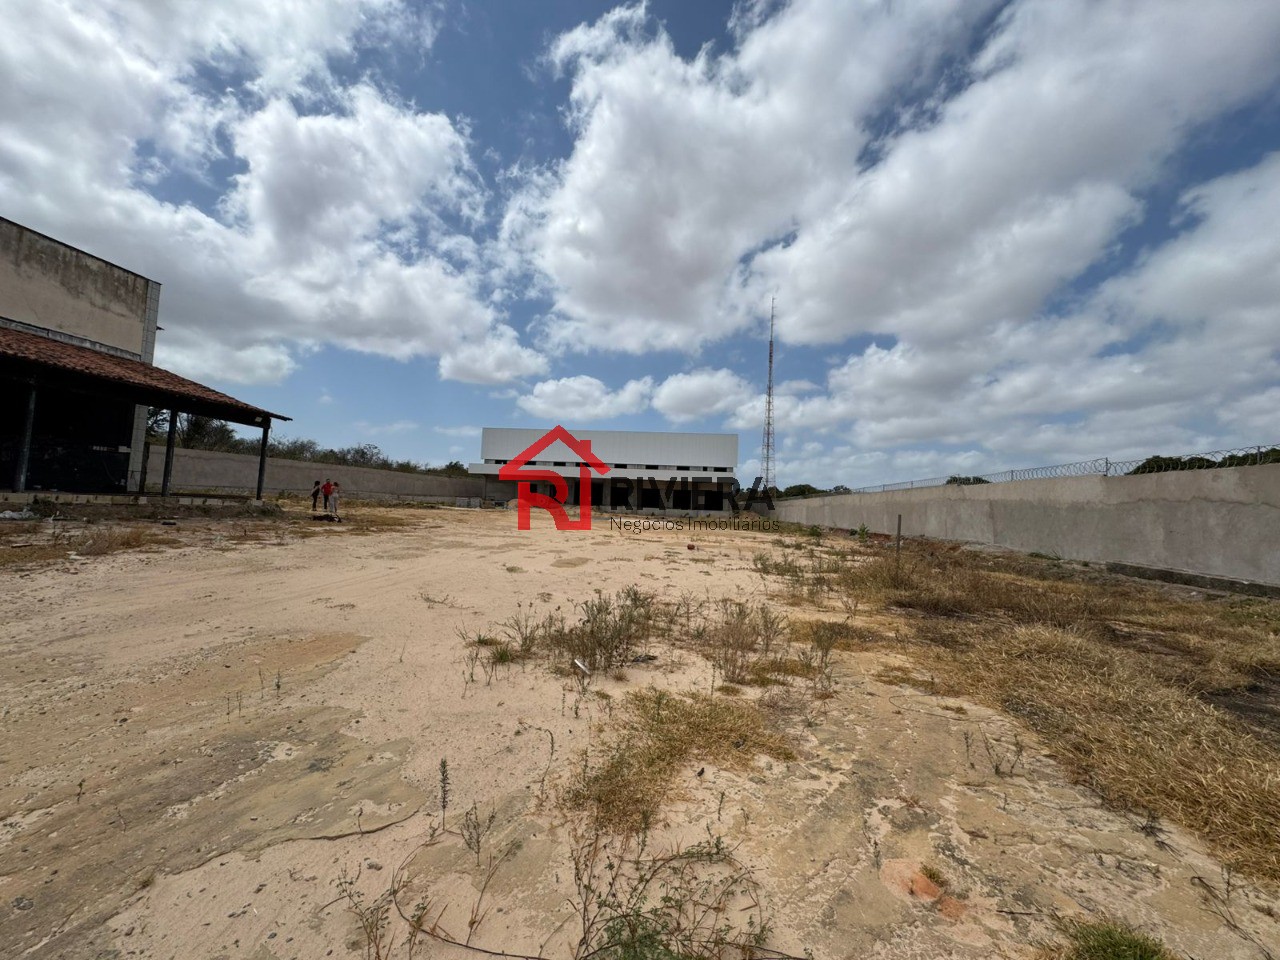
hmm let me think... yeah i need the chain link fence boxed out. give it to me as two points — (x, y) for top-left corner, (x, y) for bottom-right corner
(846, 442), (1280, 495)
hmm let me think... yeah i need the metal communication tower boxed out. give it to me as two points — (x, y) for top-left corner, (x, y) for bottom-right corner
(760, 297), (776, 494)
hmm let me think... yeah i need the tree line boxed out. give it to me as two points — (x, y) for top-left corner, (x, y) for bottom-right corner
(775, 483), (852, 499)
(146, 411), (468, 477)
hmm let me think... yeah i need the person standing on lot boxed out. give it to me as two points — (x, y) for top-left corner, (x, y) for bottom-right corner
(321, 478), (334, 512)
(330, 481), (342, 521)
(311, 479), (322, 512)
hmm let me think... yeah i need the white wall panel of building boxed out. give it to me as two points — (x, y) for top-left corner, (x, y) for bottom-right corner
(471, 427), (737, 481)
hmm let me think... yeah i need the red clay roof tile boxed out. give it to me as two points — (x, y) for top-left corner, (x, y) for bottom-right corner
(0, 325), (289, 423)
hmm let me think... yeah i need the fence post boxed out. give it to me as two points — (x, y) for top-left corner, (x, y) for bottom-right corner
(895, 514), (902, 578)
(255, 421), (271, 502)
(1103, 457), (1109, 477)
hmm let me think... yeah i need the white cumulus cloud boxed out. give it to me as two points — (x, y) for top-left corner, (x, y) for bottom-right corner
(516, 375), (654, 421)
(651, 368), (756, 424)
(0, 0), (546, 387)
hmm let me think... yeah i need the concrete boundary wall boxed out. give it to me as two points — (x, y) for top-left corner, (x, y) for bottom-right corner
(144, 446), (517, 503)
(772, 464), (1280, 587)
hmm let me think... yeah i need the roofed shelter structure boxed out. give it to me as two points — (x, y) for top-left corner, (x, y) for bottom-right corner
(1, 217), (289, 499)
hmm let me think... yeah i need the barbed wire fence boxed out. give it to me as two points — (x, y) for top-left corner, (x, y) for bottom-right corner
(838, 442), (1280, 496)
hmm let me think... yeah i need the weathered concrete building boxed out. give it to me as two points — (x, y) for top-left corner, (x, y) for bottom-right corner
(0, 217), (288, 496)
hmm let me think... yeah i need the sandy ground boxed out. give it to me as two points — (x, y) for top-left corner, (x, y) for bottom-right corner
(1, 505), (1277, 960)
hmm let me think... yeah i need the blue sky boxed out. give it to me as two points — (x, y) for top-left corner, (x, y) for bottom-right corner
(3, 0), (1278, 487)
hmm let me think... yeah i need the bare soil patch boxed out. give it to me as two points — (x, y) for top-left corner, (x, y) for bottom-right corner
(1, 508), (1277, 959)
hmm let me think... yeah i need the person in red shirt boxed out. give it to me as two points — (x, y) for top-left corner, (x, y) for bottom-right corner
(321, 479), (334, 513)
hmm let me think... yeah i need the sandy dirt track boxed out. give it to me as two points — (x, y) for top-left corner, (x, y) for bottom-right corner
(1, 505), (1277, 959)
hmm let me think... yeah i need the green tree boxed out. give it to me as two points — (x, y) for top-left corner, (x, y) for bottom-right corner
(780, 483), (824, 498)
(178, 415), (241, 451)
(438, 459), (469, 477)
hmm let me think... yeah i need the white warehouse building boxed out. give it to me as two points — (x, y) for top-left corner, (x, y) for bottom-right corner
(469, 427), (740, 513)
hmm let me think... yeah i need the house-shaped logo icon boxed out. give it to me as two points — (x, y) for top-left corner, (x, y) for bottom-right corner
(497, 425), (610, 530)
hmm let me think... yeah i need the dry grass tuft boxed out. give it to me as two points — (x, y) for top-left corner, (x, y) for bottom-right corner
(919, 863), (949, 889)
(791, 617), (868, 652)
(76, 527), (167, 555)
(0, 524), (173, 566)
(1039, 917), (1176, 960)
(566, 689), (795, 833)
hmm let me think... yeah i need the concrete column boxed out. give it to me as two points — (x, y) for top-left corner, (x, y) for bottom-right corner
(138, 441), (150, 493)
(615, 478), (633, 510)
(602, 478), (612, 509)
(161, 409), (178, 497)
(126, 404), (149, 491)
(12, 383), (36, 493)
(255, 421), (271, 501)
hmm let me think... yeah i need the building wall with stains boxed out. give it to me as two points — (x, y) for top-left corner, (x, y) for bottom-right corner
(0, 217), (159, 360)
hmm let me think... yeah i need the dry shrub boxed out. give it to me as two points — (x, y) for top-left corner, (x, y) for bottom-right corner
(705, 600), (760, 684)
(693, 599), (788, 685)
(566, 689), (795, 833)
(568, 827), (778, 960)
(791, 617), (866, 652)
(753, 545), (857, 602)
(80, 527), (166, 555)
(542, 587), (657, 672)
